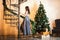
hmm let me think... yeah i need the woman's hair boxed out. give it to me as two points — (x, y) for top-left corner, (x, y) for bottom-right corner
(25, 6), (30, 14)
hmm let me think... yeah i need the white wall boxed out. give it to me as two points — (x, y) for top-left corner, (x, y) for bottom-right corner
(41, 0), (60, 29)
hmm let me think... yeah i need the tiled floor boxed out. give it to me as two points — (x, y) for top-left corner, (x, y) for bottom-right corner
(0, 35), (60, 40)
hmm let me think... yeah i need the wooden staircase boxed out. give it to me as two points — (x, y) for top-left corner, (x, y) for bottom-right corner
(3, 0), (27, 36)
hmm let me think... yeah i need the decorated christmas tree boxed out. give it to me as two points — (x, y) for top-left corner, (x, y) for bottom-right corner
(34, 2), (50, 33)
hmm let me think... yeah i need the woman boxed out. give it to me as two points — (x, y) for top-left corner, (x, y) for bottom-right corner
(23, 6), (30, 35)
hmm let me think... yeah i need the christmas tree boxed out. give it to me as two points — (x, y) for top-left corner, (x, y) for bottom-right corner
(34, 2), (50, 33)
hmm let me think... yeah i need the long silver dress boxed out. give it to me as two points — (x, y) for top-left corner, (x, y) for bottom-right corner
(23, 13), (30, 35)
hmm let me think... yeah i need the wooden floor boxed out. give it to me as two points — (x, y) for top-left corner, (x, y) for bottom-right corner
(0, 35), (60, 40)
(0, 35), (41, 40)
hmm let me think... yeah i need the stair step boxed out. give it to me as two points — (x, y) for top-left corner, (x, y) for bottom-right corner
(4, 14), (18, 17)
(10, 25), (18, 27)
(4, 18), (18, 20)
(10, 4), (18, 7)
(6, 22), (18, 24)
(4, 14), (13, 16)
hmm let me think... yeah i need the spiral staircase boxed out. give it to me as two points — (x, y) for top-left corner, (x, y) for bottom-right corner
(3, 0), (27, 37)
